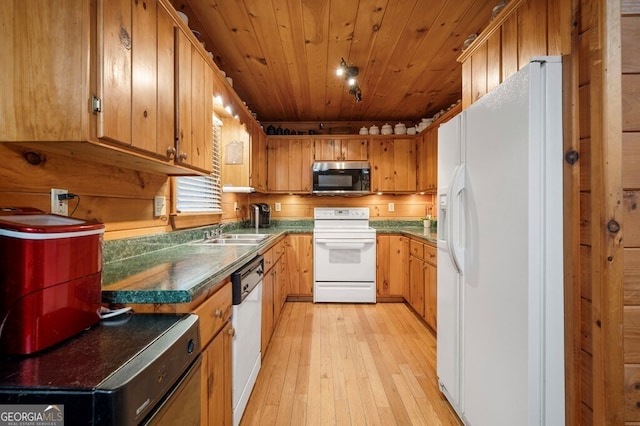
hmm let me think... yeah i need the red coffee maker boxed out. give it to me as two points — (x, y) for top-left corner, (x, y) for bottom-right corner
(0, 207), (105, 355)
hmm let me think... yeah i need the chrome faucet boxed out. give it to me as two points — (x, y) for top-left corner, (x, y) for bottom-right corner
(216, 222), (230, 236)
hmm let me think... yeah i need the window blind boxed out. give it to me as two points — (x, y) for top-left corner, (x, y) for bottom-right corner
(175, 115), (223, 213)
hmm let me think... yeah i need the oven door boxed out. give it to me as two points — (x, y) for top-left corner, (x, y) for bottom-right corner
(314, 236), (376, 282)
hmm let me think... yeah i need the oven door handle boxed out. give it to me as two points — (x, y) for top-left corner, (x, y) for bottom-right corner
(315, 238), (375, 249)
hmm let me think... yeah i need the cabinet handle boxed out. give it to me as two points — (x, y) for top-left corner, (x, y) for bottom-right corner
(228, 328), (236, 337)
(166, 146), (176, 159)
(179, 152), (188, 161)
(214, 308), (223, 318)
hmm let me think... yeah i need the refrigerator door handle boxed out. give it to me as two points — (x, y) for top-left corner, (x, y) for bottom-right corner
(447, 163), (465, 274)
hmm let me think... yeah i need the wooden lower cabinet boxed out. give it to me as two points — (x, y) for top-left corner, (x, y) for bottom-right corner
(193, 280), (233, 426)
(376, 234), (409, 300)
(200, 321), (232, 426)
(284, 234), (314, 296)
(408, 255), (426, 317)
(261, 239), (286, 356)
(407, 238), (437, 331)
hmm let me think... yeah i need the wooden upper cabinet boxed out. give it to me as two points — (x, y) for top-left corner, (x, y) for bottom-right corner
(0, 0), (89, 141)
(370, 137), (417, 193)
(313, 138), (368, 161)
(250, 127), (268, 192)
(266, 137), (313, 193)
(0, 0), (219, 175)
(101, 0), (176, 160)
(100, 0), (132, 145)
(175, 29), (213, 172)
(416, 127), (438, 192)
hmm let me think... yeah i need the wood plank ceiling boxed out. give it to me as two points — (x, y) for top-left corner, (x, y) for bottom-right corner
(169, 0), (498, 123)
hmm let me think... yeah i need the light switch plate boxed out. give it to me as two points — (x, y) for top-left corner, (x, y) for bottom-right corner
(275, 202), (281, 212)
(154, 196), (167, 217)
(388, 202), (395, 212)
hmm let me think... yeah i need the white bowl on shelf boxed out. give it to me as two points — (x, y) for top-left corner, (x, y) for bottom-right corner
(176, 11), (188, 25)
(381, 124), (393, 135)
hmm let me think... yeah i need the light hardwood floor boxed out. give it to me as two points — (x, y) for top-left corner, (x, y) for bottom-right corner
(240, 302), (462, 426)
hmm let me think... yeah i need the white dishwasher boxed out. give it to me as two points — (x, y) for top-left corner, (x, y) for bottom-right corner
(231, 255), (263, 426)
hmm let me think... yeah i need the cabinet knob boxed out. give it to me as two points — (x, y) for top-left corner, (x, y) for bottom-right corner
(179, 152), (188, 161)
(228, 328), (236, 337)
(214, 308), (223, 318)
(166, 146), (176, 158)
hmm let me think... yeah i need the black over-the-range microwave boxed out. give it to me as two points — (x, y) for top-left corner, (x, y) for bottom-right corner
(312, 161), (371, 195)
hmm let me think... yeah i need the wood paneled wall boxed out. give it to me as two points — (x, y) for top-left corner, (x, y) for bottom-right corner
(622, 1), (640, 424)
(0, 139), (429, 240)
(0, 144), (172, 240)
(246, 193), (435, 221)
(457, 0), (632, 424)
(457, 0), (572, 107)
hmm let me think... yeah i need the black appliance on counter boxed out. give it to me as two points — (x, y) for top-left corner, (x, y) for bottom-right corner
(249, 203), (271, 228)
(0, 314), (201, 425)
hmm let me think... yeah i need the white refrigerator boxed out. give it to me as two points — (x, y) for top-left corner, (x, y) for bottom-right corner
(436, 57), (565, 425)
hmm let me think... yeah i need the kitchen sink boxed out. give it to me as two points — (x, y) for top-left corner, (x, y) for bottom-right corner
(218, 234), (271, 240)
(193, 233), (271, 246)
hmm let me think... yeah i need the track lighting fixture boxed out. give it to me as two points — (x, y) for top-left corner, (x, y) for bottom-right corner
(336, 57), (363, 102)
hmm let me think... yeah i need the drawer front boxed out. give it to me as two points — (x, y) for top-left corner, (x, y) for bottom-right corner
(263, 247), (274, 271)
(424, 244), (437, 265)
(410, 240), (424, 260)
(194, 279), (232, 346)
(274, 239), (284, 260)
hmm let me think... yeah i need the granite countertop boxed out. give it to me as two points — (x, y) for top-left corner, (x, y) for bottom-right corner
(101, 220), (436, 305)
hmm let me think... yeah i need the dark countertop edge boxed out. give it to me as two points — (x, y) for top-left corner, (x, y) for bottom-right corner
(376, 227), (438, 245)
(101, 225), (435, 305)
(101, 230), (293, 304)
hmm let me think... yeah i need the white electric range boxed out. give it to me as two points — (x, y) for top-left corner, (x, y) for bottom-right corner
(313, 207), (376, 303)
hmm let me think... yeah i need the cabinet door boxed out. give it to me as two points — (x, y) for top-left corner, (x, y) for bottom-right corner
(284, 234), (313, 296)
(393, 138), (417, 192)
(313, 138), (368, 161)
(175, 30), (213, 172)
(99, 0), (132, 145)
(273, 259), (282, 326)
(267, 138), (313, 192)
(156, 4), (176, 158)
(376, 235), (407, 298)
(202, 322), (232, 426)
(0, 1), (89, 141)
(313, 139), (339, 160)
(409, 256), (425, 317)
(131, 0), (157, 153)
(261, 268), (274, 356)
(370, 139), (395, 192)
(279, 257), (287, 310)
(250, 127), (268, 191)
(416, 133), (428, 191)
(341, 138), (369, 160)
(425, 263), (437, 330)
(425, 128), (438, 190)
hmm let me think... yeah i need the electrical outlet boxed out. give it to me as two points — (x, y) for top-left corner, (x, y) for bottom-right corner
(275, 202), (281, 212)
(388, 202), (395, 212)
(51, 188), (68, 216)
(154, 196), (167, 217)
